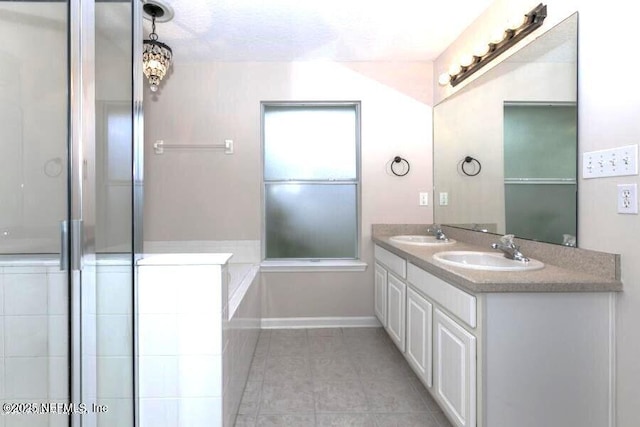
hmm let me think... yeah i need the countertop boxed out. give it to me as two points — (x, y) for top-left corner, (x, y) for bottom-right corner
(372, 225), (623, 294)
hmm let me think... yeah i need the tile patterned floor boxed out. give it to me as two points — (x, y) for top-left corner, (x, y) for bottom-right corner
(234, 327), (454, 427)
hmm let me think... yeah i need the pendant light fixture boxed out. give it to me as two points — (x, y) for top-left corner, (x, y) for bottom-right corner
(142, 1), (174, 92)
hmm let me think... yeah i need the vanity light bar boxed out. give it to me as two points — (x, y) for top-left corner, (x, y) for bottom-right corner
(439, 3), (547, 87)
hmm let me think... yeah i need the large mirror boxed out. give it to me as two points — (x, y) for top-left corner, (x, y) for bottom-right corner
(434, 13), (577, 246)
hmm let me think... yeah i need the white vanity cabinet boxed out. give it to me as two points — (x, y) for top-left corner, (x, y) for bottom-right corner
(406, 287), (433, 387)
(374, 263), (387, 327)
(373, 244), (477, 427)
(386, 272), (406, 351)
(374, 245), (408, 352)
(433, 308), (476, 427)
(374, 243), (617, 427)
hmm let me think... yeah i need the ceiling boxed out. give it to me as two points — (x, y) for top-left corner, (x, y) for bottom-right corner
(143, 0), (494, 62)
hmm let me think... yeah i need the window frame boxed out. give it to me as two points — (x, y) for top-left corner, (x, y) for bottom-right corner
(260, 101), (362, 266)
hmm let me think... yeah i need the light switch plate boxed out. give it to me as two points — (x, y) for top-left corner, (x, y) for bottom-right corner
(419, 192), (429, 206)
(618, 183), (638, 214)
(439, 192), (449, 206)
(583, 145), (638, 178)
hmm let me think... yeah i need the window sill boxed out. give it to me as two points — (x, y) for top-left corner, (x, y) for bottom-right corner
(260, 260), (368, 273)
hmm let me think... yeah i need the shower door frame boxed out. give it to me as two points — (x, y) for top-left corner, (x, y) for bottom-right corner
(68, 0), (142, 426)
(69, 0), (97, 425)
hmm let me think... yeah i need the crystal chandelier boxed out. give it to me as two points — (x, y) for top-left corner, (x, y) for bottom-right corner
(143, 3), (173, 92)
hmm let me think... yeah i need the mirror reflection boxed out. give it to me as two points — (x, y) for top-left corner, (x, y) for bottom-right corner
(434, 13), (578, 246)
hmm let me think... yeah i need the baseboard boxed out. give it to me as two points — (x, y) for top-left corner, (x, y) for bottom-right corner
(261, 316), (381, 329)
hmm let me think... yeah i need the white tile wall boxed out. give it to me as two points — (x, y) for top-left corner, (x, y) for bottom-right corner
(138, 314), (179, 355)
(94, 262), (134, 427)
(96, 398), (133, 427)
(97, 314), (132, 356)
(139, 398), (179, 427)
(96, 271), (132, 315)
(137, 258), (226, 427)
(4, 272), (48, 315)
(5, 357), (48, 398)
(5, 316), (48, 356)
(48, 315), (68, 357)
(178, 355), (223, 397)
(177, 314), (221, 354)
(0, 258), (134, 427)
(48, 356), (69, 399)
(97, 356), (133, 400)
(138, 356), (179, 398)
(47, 271), (67, 315)
(0, 270), (4, 316)
(178, 397), (222, 427)
(137, 253), (260, 427)
(1, 263), (70, 420)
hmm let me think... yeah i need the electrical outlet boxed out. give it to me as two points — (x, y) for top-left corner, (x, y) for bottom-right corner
(439, 192), (449, 206)
(419, 192), (429, 206)
(617, 183), (638, 214)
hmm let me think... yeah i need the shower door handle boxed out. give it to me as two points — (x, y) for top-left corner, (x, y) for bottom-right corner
(60, 219), (83, 272)
(60, 220), (68, 271)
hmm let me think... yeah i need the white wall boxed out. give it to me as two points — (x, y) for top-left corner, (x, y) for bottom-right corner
(144, 61), (434, 318)
(434, 1), (640, 426)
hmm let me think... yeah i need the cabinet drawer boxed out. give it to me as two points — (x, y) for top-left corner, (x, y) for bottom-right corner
(407, 263), (476, 328)
(374, 245), (407, 279)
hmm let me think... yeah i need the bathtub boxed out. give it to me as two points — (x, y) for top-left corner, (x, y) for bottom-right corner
(224, 263), (261, 426)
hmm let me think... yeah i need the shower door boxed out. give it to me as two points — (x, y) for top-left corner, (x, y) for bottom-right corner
(0, 1), (136, 426)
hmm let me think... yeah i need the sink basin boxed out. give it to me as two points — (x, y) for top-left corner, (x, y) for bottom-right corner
(390, 235), (456, 246)
(433, 251), (544, 271)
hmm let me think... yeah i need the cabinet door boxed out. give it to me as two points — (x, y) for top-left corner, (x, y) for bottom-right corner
(434, 308), (476, 427)
(374, 263), (388, 327)
(386, 273), (406, 352)
(406, 287), (433, 388)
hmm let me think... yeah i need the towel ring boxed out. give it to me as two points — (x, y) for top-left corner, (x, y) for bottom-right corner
(391, 156), (410, 176)
(460, 156), (482, 176)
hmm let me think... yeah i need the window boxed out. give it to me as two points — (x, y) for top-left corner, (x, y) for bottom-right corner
(262, 102), (360, 261)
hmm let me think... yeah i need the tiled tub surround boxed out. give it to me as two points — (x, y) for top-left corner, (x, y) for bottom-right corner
(372, 224), (621, 427)
(137, 253), (261, 427)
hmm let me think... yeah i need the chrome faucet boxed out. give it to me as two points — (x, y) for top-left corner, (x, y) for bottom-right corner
(562, 234), (577, 247)
(491, 234), (530, 262)
(427, 224), (449, 241)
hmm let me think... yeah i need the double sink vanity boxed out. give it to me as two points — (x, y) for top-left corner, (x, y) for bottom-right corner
(372, 224), (622, 427)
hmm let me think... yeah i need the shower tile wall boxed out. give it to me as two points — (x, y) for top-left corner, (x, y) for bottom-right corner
(96, 262), (134, 427)
(0, 259), (133, 427)
(0, 262), (68, 427)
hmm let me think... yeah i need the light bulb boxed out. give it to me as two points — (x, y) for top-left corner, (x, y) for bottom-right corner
(438, 73), (451, 86)
(507, 14), (527, 31)
(459, 54), (474, 67)
(473, 43), (490, 58)
(448, 64), (462, 76)
(490, 29), (506, 45)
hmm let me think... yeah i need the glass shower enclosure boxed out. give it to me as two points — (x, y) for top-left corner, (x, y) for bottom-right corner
(0, 1), (138, 426)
